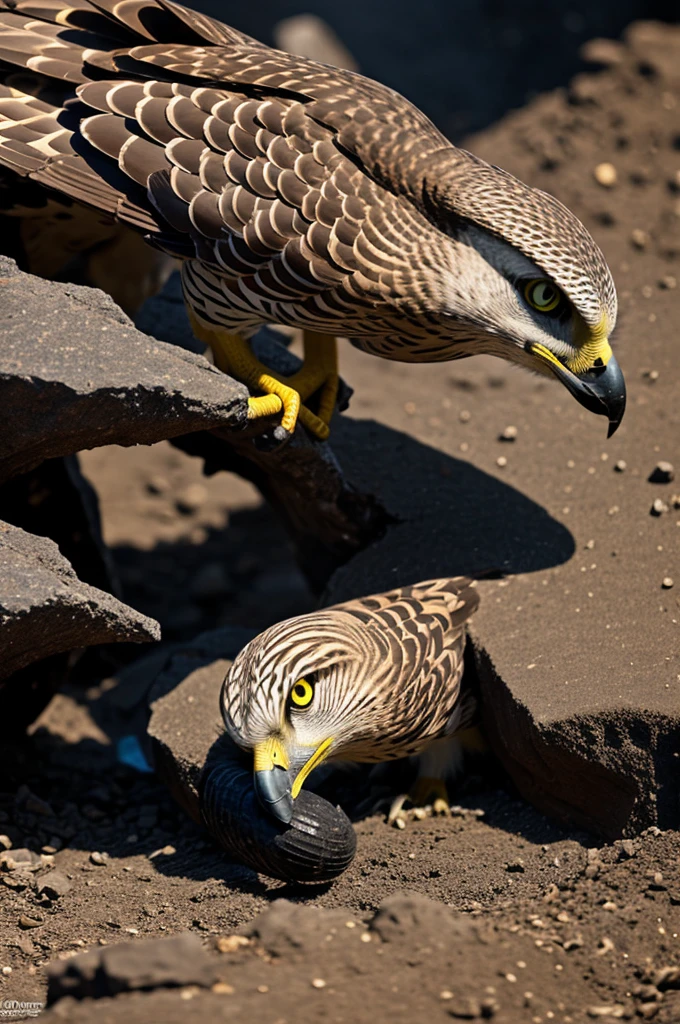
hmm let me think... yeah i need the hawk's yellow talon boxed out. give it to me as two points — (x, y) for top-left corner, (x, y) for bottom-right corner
(246, 393), (283, 419)
(188, 313), (337, 441)
(387, 777), (451, 824)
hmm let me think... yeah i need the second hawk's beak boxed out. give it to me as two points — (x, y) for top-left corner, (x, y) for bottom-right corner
(528, 342), (626, 438)
(254, 737), (293, 824)
(253, 736), (334, 825)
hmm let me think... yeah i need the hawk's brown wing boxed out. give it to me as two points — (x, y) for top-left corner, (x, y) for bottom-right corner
(0, 0), (452, 338)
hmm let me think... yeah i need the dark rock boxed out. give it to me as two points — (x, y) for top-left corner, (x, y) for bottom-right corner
(147, 627), (255, 822)
(188, 564), (234, 602)
(0, 455), (124, 727)
(648, 461), (674, 484)
(46, 933), (219, 1003)
(0, 456), (116, 596)
(23, 794), (54, 817)
(0, 257), (247, 485)
(0, 521), (159, 685)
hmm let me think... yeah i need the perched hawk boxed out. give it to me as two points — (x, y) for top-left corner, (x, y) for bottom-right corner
(0, 0), (625, 441)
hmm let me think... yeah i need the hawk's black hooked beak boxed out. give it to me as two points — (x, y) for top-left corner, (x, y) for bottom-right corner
(528, 343), (626, 437)
(555, 354), (626, 438)
(253, 737), (293, 824)
(254, 766), (294, 824)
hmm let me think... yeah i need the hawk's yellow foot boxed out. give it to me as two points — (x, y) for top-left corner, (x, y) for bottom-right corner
(388, 777), (451, 826)
(189, 314), (337, 443)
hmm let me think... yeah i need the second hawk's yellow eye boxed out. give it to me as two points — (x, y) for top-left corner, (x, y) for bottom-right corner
(289, 678), (314, 708)
(524, 278), (562, 313)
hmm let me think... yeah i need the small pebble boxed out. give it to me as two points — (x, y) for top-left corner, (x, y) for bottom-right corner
(499, 425), (518, 442)
(563, 937), (584, 951)
(18, 916), (43, 930)
(631, 228), (649, 249)
(614, 460), (627, 473)
(505, 859), (525, 873)
(0, 835), (11, 851)
(658, 275), (677, 289)
(651, 499), (669, 516)
(593, 162), (617, 187)
(448, 996), (484, 1019)
(459, 409), (471, 423)
(90, 851), (109, 866)
(24, 794), (54, 817)
(496, 456), (508, 468)
(175, 483), (207, 515)
(212, 982), (235, 995)
(216, 935), (250, 953)
(146, 475), (169, 495)
(649, 461), (674, 484)
(311, 978), (326, 989)
(661, 577), (674, 589)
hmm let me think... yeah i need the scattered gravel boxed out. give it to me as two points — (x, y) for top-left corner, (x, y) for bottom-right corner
(649, 461), (674, 483)
(593, 162), (617, 187)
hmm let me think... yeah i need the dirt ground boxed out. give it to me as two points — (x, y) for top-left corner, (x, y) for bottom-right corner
(1, 8), (680, 1024)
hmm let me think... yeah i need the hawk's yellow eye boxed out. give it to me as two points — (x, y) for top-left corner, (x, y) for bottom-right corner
(524, 278), (562, 313)
(289, 678), (314, 708)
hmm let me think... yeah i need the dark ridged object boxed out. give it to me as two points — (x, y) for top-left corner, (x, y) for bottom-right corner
(199, 737), (356, 884)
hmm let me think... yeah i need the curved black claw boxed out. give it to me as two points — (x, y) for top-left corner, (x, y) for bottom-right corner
(252, 424), (293, 453)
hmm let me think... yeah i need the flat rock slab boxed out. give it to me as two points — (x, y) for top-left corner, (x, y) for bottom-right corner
(0, 256), (247, 484)
(147, 627), (255, 822)
(0, 520), (159, 683)
(325, 33), (680, 837)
